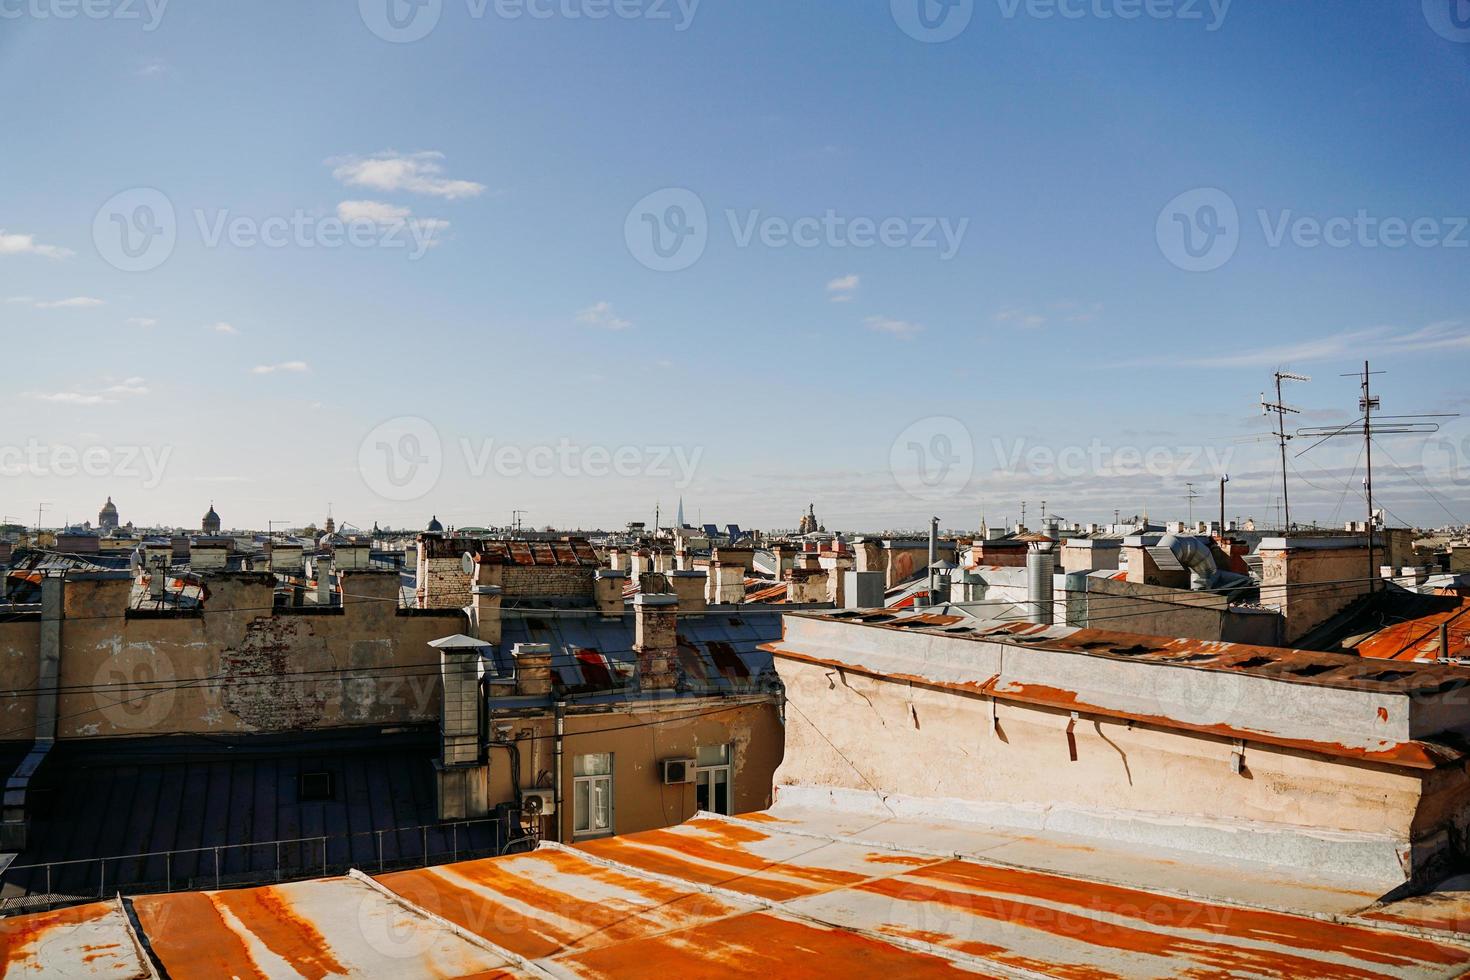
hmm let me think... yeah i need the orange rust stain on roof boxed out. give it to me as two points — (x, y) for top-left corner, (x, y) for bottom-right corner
(210, 885), (348, 979)
(581, 825), (868, 891)
(559, 910), (982, 979)
(990, 680), (1460, 771)
(733, 811), (785, 824)
(132, 892), (266, 979)
(1356, 597), (1470, 662)
(380, 849), (738, 958)
(858, 873), (1390, 980)
(875, 925), (1123, 980)
(863, 852), (940, 867)
(0, 902), (118, 980)
(575, 835), (831, 903)
(680, 816), (772, 845)
(906, 860), (1470, 969)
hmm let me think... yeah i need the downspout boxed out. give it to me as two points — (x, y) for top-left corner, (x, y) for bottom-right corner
(553, 701), (566, 844)
(2, 572), (62, 850)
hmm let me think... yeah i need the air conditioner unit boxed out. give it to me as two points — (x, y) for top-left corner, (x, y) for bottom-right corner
(662, 758), (696, 785)
(521, 789), (555, 816)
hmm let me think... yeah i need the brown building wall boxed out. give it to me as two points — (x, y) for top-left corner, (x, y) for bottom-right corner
(481, 700), (783, 843)
(0, 570), (465, 740)
(1260, 543), (1373, 643)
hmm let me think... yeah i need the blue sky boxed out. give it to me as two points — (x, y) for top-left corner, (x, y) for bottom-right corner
(2, 0), (1468, 533)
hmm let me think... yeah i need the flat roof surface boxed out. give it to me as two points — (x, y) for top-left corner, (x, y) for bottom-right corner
(7, 808), (1470, 978)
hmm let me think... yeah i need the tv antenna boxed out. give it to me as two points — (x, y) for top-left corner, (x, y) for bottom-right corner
(1295, 361), (1457, 592)
(1261, 371), (1311, 532)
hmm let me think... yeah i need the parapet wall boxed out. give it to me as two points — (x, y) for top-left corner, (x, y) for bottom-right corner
(0, 569), (465, 740)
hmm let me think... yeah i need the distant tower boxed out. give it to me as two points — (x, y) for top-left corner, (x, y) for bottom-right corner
(676, 496), (685, 529)
(201, 502), (221, 535)
(798, 503), (819, 536)
(98, 497), (119, 532)
(323, 503), (335, 535)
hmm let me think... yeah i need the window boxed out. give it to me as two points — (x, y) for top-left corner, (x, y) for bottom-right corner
(573, 753), (613, 838)
(695, 743), (732, 816)
(298, 771), (334, 802)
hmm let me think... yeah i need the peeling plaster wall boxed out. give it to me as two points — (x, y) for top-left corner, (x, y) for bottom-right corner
(1260, 544), (1373, 643)
(772, 655), (1432, 881)
(0, 571), (466, 740)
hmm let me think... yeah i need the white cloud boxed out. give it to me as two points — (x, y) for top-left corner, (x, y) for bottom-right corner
(103, 377), (149, 396)
(994, 308), (1047, 328)
(865, 315), (922, 339)
(250, 361), (310, 375)
(137, 59), (169, 77)
(31, 297), (103, 309)
(0, 230), (72, 260)
(576, 301), (632, 331)
(208, 321), (238, 335)
(329, 151), (485, 200)
(827, 274), (860, 302)
(126, 317), (158, 328)
(28, 392), (109, 405)
(1132, 322), (1470, 369)
(337, 200), (411, 224)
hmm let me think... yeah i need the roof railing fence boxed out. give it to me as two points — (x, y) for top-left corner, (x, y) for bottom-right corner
(0, 816), (501, 916)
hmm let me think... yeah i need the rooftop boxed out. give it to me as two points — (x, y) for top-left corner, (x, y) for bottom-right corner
(9, 806), (1470, 978)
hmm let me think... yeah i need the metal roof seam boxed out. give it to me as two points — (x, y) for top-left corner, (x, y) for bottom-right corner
(346, 868), (556, 978)
(115, 894), (163, 980)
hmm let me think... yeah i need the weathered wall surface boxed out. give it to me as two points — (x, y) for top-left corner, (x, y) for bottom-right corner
(1260, 543), (1372, 643)
(772, 655), (1429, 875)
(480, 700), (783, 842)
(0, 570), (465, 740)
(1079, 578), (1283, 646)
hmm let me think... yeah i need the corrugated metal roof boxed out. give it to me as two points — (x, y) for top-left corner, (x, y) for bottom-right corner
(1354, 595), (1470, 662)
(8, 811), (1470, 977)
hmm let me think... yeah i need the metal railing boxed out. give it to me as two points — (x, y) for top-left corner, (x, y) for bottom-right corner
(0, 817), (500, 914)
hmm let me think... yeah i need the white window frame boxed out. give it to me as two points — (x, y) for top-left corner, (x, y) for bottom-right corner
(572, 753), (614, 839)
(695, 744), (733, 816)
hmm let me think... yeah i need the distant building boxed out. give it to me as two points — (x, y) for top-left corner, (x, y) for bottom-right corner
(97, 496), (119, 532)
(797, 502), (820, 535)
(201, 503), (221, 535)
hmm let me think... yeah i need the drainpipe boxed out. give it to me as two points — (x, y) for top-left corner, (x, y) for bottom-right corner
(553, 700), (566, 844)
(2, 573), (63, 850)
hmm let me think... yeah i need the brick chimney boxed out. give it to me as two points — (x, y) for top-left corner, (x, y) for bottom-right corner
(511, 642), (553, 697)
(594, 568), (627, 616)
(633, 593), (679, 691)
(668, 569), (708, 612)
(471, 558), (504, 644)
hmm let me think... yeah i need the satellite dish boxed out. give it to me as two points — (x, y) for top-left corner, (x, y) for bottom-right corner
(461, 552), (476, 576)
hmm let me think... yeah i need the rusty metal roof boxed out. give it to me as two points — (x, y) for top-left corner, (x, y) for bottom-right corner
(1353, 594), (1470, 662)
(8, 812), (1470, 977)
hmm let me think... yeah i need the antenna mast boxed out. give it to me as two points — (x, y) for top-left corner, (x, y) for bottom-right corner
(1261, 371), (1310, 533)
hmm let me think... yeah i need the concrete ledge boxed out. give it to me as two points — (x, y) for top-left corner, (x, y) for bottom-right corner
(774, 783), (1411, 885)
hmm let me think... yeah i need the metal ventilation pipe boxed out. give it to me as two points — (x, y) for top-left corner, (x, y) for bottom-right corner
(926, 516), (939, 607)
(1024, 534), (1056, 625)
